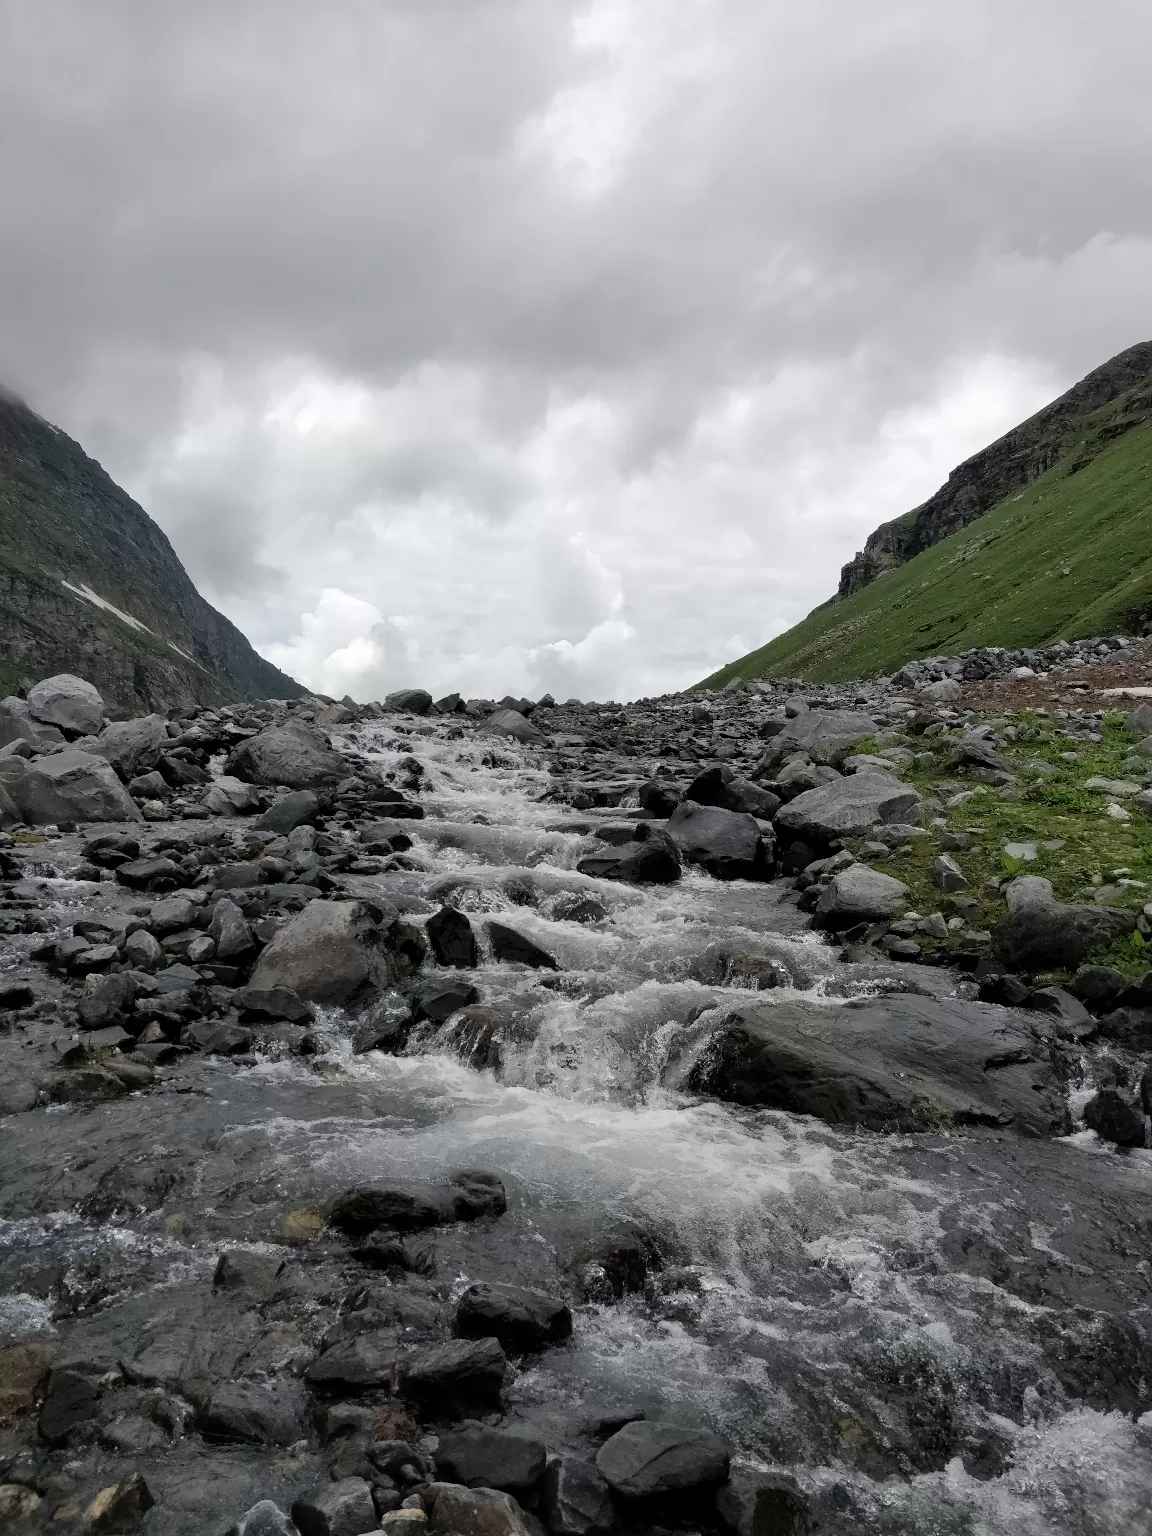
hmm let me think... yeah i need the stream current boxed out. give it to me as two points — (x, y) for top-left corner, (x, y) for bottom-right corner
(3, 714), (1152, 1534)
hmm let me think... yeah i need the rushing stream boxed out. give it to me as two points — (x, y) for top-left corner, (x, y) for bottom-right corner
(3, 711), (1152, 1535)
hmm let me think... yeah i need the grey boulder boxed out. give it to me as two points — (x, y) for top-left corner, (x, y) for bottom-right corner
(428, 1485), (542, 1536)
(813, 864), (908, 929)
(435, 1423), (548, 1491)
(254, 789), (320, 834)
(27, 673), (104, 736)
(596, 1421), (729, 1498)
(454, 1280), (573, 1351)
(774, 772), (920, 847)
(398, 1336), (507, 1406)
(292, 1478), (375, 1536)
(481, 709), (547, 745)
(198, 1383), (302, 1446)
(760, 708), (876, 766)
(543, 1458), (616, 1536)
(0, 749), (142, 824)
(995, 876), (1137, 973)
(247, 899), (424, 1006)
(231, 1502), (299, 1536)
(384, 688), (433, 715)
(92, 714), (169, 780)
(225, 722), (344, 789)
(715, 1471), (811, 1536)
(203, 775), (263, 816)
(692, 995), (1070, 1136)
(577, 828), (682, 885)
(666, 802), (772, 880)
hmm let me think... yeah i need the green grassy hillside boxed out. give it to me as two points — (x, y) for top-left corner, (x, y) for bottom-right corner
(701, 409), (1152, 687)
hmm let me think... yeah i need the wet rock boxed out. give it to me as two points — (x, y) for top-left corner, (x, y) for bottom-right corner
(412, 978), (479, 1023)
(995, 876), (1136, 972)
(693, 995), (1069, 1136)
(248, 899), (425, 1006)
(86, 1471), (154, 1531)
(305, 1333), (399, 1392)
(292, 1478), (376, 1536)
(398, 1337), (507, 1407)
(666, 802), (772, 881)
(227, 723), (344, 788)
(481, 709), (547, 744)
(27, 672), (104, 736)
(715, 1471), (811, 1536)
(427, 1484), (543, 1536)
(1021, 986), (1093, 1037)
(454, 1281), (573, 1351)
(115, 854), (183, 890)
(199, 1382), (303, 1445)
(813, 865), (908, 930)
(552, 893), (609, 924)
(774, 773), (920, 848)
(186, 1021), (253, 1055)
(595, 1421), (729, 1498)
(426, 905), (479, 968)
(577, 827), (682, 885)
(542, 1458), (616, 1536)
(254, 789), (321, 834)
(45, 1066), (136, 1103)
(231, 1501), (300, 1536)
(0, 1486), (42, 1522)
(214, 1250), (287, 1293)
(38, 1363), (100, 1443)
(331, 1170), (506, 1233)
(486, 921), (559, 969)
(0, 1080), (38, 1114)
(638, 780), (681, 818)
(1083, 1088), (1146, 1146)
(1072, 966), (1129, 1007)
(93, 713), (169, 780)
(233, 985), (315, 1023)
(443, 1003), (539, 1071)
(0, 1340), (56, 1419)
(0, 979), (34, 1009)
(0, 748), (142, 824)
(435, 1423), (548, 1491)
(686, 765), (778, 818)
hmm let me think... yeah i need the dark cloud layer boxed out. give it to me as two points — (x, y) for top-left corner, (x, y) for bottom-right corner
(2, 1), (1150, 697)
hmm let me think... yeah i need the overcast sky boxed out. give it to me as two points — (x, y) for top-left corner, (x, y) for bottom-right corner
(2, 1), (1151, 701)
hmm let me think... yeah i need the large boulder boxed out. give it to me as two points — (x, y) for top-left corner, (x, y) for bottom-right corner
(774, 773), (920, 847)
(685, 765), (779, 819)
(92, 714), (169, 780)
(435, 1424), (548, 1492)
(0, 750), (142, 824)
(26, 674), (104, 736)
(225, 723), (344, 789)
(596, 1421), (729, 1499)
(542, 1459), (615, 1536)
(691, 995), (1070, 1136)
(0, 700), (41, 750)
(665, 802), (772, 880)
(995, 876), (1137, 973)
(577, 828), (682, 885)
(246, 899), (425, 1006)
(481, 709), (547, 745)
(427, 1484), (543, 1536)
(454, 1281), (573, 1351)
(813, 864), (909, 929)
(384, 689), (433, 715)
(203, 776), (263, 816)
(760, 709), (876, 766)
(398, 1337), (507, 1407)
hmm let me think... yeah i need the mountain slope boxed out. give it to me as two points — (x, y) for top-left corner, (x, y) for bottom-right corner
(0, 389), (304, 714)
(701, 345), (1152, 687)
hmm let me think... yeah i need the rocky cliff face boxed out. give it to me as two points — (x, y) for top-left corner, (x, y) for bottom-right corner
(0, 389), (304, 715)
(838, 340), (1152, 597)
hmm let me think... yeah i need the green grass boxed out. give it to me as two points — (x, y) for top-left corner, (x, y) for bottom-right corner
(700, 413), (1152, 687)
(844, 714), (1152, 977)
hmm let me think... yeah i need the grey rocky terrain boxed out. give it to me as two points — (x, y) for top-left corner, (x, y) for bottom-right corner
(1, 670), (1151, 1535)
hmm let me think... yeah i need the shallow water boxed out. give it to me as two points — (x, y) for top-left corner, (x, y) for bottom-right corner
(3, 716), (1152, 1533)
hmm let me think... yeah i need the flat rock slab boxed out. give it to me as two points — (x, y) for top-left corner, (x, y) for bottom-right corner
(774, 773), (920, 847)
(692, 995), (1070, 1136)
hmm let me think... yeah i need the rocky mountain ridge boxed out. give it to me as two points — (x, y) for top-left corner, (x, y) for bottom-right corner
(0, 388), (304, 716)
(837, 339), (1152, 596)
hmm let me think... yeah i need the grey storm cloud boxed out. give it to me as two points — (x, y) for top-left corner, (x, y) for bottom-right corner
(1, 0), (1150, 698)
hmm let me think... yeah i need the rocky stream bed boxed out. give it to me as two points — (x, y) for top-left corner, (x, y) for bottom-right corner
(1, 670), (1151, 1536)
